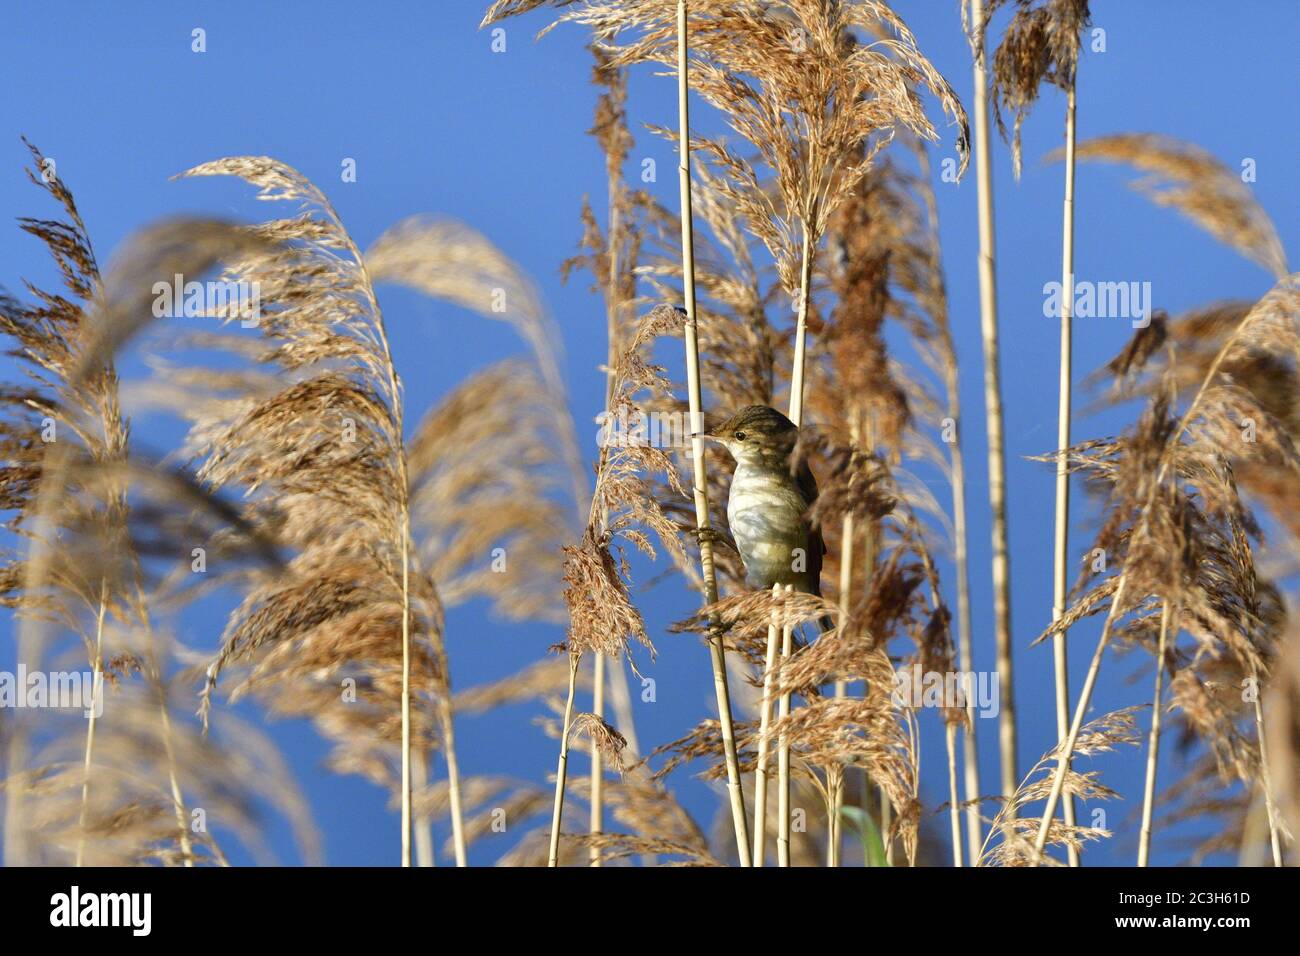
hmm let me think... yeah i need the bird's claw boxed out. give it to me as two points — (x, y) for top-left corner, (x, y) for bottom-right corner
(689, 525), (724, 548)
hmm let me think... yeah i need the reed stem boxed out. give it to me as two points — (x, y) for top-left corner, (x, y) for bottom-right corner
(1051, 83), (1080, 866)
(548, 652), (581, 867)
(75, 585), (108, 867)
(1034, 291), (1275, 860)
(776, 586), (794, 867)
(677, 0), (751, 865)
(753, 582), (782, 866)
(969, 0), (1018, 805)
(589, 653), (605, 866)
(1137, 600), (1170, 867)
(1251, 671), (1284, 866)
(946, 722), (964, 866)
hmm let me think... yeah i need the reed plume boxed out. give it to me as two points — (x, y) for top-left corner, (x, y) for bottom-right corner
(151, 156), (459, 865)
(1034, 275), (1297, 863)
(1, 143), (314, 866)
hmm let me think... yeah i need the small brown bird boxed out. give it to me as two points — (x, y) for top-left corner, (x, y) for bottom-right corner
(703, 405), (829, 628)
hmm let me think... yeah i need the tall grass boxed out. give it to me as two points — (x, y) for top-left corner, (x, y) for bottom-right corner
(1, 1), (1294, 870)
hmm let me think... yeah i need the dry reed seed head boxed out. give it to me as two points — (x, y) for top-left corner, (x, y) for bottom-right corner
(157, 158), (501, 830)
(588, 44), (634, 177)
(1058, 277), (1297, 596)
(92, 218), (280, 384)
(1, 148), (328, 866)
(454, 657), (591, 715)
(452, 785), (553, 854)
(568, 832), (723, 866)
(1061, 134), (1288, 280)
(562, 531), (654, 660)
(557, 304), (705, 664)
(815, 162), (914, 451)
(977, 0), (1091, 177)
(1169, 663), (1267, 788)
(407, 359), (572, 622)
(636, 163), (780, 413)
(364, 213), (591, 542)
(792, 427), (894, 530)
(518, 0), (967, 294)
(8, 684), (321, 866)
(764, 694), (921, 861)
(568, 711), (629, 773)
(671, 587), (836, 659)
(1043, 407), (1283, 687)
(980, 707), (1139, 865)
(651, 715), (762, 781)
(365, 215), (579, 434)
(479, 0), (570, 28)
(582, 763), (710, 852)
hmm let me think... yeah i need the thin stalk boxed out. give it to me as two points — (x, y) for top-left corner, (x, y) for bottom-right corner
(438, 696), (468, 866)
(858, 478), (879, 847)
(413, 750), (435, 867)
(74, 584), (108, 867)
(946, 722), (964, 866)
(349, 211), (469, 864)
(776, 586), (794, 867)
(1032, 575), (1118, 859)
(1137, 600), (1170, 867)
(753, 582), (782, 866)
(1051, 84), (1080, 867)
(969, 0), (1017, 803)
(826, 766), (843, 867)
(589, 652), (605, 866)
(588, 112), (623, 865)
(880, 783), (893, 865)
(400, 511), (412, 867)
(949, 418), (982, 862)
(1251, 671), (1284, 866)
(548, 652), (581, 867)
(828, 511), (853, 867)
(150, 666), (193, 865)
(788, 219), (816, 428)
(125, 542), (193, 866)
(677, 0), (751, 865)
(123, 486), (196, 867)
(774, 217), (817, 869)
(606, 662), (640, 759)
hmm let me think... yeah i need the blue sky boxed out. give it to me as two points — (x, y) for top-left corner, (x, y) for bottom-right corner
(1, 0), (1296, 865)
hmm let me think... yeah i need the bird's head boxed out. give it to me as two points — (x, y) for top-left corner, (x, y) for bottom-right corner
(700, 404), (799, 467)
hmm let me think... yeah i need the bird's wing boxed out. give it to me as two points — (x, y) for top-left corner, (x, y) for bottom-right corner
(795, 459), (826, 598)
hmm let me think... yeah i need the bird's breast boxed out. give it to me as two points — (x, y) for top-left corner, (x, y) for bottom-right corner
(727, 465), (812, 590)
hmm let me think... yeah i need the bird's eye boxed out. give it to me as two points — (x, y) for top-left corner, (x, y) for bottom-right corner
(734, 431), (747, 442)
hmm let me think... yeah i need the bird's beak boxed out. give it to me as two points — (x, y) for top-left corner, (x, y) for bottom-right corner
(691, 432), (717, 442)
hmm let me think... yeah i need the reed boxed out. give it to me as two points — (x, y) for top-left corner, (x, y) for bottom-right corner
(975, 0), (1093, 864)
(963, 0), (1018, 803)
(3, 0), (1294, 872)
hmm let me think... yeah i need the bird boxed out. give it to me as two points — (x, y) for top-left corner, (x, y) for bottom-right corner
(702, 404), (832, 632)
